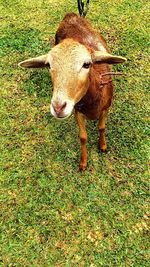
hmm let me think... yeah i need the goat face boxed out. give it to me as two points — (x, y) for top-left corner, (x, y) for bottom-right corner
(19, 39), (126, 119)
(49, 39), (92, 119)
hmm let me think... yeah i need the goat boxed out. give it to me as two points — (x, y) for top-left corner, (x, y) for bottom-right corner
(19, 5), (126, 170)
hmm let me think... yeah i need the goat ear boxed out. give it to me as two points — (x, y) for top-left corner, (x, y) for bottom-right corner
(92, 51), (127, 64)
(18, 54), (49, 68)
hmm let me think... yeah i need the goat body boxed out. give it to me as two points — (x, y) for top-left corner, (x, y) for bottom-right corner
(19, 12), (126, 170)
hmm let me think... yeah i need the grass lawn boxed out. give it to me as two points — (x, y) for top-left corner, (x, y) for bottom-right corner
(0, 0), (149, 266)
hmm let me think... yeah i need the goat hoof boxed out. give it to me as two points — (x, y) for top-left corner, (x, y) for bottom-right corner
(79, 162), (87, 171)
(100, 144), (107, 153)
(100, 147), (107, 153)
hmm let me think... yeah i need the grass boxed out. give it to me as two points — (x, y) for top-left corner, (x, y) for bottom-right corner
(0, 0), (149, 266)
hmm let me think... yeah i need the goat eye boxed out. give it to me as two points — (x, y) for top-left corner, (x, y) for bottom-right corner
(82, 62), (91, 69)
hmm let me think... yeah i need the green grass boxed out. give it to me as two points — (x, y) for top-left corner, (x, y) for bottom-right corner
(0, 0), (149, 266)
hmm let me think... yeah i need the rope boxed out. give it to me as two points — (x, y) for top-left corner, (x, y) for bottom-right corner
(101, 72), (124, 77)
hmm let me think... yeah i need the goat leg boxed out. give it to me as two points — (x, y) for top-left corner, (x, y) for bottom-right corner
(75, 111), (88, 170)
(98, 109), (108, 152)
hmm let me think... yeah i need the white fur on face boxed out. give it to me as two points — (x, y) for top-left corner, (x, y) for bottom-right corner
(47, 39), (92, 118)
(48, 39), (92, 73)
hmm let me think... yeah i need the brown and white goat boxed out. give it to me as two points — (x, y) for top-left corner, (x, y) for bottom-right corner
(19, 12), (126, 170)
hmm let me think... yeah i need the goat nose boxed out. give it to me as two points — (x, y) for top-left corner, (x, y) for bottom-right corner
(52, 102), (67, 115)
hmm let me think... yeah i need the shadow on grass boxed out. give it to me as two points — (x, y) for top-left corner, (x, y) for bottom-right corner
(1, 27), (50, 56)
(22, 70), (52, 97)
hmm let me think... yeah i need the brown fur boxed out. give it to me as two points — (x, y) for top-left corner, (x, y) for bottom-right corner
(55, 13), (108, 51)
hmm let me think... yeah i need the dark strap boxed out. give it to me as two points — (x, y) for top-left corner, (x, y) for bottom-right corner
(77, 0), (90, 17)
